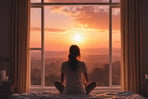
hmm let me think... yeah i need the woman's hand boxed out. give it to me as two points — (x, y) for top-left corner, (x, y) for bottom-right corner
(84, 80), (89, 87)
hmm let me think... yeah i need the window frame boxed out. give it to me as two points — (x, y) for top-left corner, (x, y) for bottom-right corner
(30, 0), (121, 90)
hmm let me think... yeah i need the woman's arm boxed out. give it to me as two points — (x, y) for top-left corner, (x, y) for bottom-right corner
(61, 63), (65, 85)
(82, 62), (89, 85)
(83, 71), (88, 84)
(61, 72), (64, 84)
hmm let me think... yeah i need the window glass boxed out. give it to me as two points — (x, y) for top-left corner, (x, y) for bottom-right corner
(30, 50), (42, 85)
(112, 0), (120, 3)
(30, 8), (41, 48)
(112, 8), (121, 85)
(31, 0), (41, 3)
(44, 5), (109, 86)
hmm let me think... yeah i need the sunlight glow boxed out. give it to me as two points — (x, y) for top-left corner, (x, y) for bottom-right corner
(73, 34), (83, 42)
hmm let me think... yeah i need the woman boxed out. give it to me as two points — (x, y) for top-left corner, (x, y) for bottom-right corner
(55, 45), (96, 94)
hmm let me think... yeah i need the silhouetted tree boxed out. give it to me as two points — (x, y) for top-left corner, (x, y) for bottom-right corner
(31, 68), (41, 85)
(90, 67), (105, 86)
(45, 73), (59, 86)
(103, 64), (109, 86)
(112, 61), (120, 85)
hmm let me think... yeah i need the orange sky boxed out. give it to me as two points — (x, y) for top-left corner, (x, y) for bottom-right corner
(30, 5), (120, 51)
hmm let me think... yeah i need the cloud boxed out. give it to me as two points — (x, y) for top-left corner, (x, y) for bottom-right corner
(47, 4), (120, 30)
(112, 0), (120, 2)
(31, 27), (66, 32)
(49, 6), (110, 30)
(112, 8), (120, 15)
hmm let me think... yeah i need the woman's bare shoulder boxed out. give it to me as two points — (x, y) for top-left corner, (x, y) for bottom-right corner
(62, 61), (69, 65)
(78, 61), (86, 65)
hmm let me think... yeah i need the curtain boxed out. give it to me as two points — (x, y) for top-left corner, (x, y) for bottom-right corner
(121, 0), (143, 93)
(10, 0), (30, 93)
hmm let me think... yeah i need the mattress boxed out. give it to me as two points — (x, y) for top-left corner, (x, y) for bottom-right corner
(9, 91), (145, 99)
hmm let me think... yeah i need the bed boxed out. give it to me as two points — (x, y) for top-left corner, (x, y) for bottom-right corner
(9, 91), (145, 99)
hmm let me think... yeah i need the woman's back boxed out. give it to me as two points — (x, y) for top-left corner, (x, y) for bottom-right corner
(61, 61), (87, 94)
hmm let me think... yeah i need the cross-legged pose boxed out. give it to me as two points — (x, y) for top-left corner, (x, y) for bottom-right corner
(55, 45), (96, 94)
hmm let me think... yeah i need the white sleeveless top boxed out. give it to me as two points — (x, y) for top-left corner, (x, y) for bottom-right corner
(61, 61), (87, 94)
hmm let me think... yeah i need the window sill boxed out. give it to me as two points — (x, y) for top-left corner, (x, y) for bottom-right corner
(30, 86), (121, 93)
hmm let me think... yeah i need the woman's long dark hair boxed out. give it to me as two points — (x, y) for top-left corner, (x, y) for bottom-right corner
(68, 45), (80, 71)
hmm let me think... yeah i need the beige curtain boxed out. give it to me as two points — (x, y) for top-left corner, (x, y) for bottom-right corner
(121, 0), (143, 93)
(10, 0), (30, 93)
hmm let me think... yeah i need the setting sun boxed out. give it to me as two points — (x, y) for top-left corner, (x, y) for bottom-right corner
(73, 34), (83, 42)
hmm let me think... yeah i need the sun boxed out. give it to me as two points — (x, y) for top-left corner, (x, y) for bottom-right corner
(69, 29), (86, 45)
(73, 34), (82, 42)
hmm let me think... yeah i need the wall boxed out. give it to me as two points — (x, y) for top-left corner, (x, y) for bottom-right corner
(0, 0), (10, 58)
(142, 0), (148, 74)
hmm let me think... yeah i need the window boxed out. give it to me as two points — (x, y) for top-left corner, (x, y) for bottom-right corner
(30, 0), (120, 89)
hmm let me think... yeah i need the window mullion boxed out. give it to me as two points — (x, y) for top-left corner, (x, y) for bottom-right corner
(41, 6), (45, 88)
(31, 3), (120, 7)
(109, 6), (112, 87)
